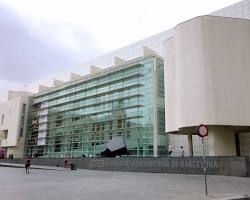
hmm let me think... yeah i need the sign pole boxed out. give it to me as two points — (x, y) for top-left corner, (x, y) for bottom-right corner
(202, 137), (208, 196)
(198, 124), (208, 196)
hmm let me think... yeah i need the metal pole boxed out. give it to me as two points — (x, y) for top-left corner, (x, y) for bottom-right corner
(202, 138), (208, 196)
(70, 141), (72, 158)
(70, 135), (73, 158)
(137, 137), (139, 157)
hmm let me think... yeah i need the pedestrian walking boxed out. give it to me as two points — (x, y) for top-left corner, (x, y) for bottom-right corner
(64, 155), (69, 169)
(25, 156), (32, 174)
(181, 146), (184, 157)
(168, 146), (173, 156)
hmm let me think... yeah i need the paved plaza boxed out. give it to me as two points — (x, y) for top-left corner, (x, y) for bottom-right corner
(0, 165), (249, 200)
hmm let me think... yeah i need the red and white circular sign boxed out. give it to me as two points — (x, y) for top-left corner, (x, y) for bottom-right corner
(198, 124), (208, 138)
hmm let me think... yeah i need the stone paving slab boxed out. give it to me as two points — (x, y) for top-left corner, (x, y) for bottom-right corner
(0, 164), (249, 200)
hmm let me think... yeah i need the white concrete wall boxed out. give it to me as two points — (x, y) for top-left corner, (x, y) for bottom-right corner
(8, 90), (32, 101)
(7, 137), (26, 158)
(0, 92), (30, 157)
(164, 16), (250, 132)
(164, 38), (177, 132)
(0, 98), (22, 147)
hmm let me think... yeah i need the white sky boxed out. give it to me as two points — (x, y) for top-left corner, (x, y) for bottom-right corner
(0, 0), (241, 101)
(1, 0), (240, 51)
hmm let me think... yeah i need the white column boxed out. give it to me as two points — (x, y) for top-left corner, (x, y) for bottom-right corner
(208, 126), (236, 156)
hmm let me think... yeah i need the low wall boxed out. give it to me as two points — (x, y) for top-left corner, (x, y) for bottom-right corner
(1, 156), (249, 177)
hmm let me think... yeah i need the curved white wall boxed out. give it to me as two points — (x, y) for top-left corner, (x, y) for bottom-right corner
(164, 16), (250, 132)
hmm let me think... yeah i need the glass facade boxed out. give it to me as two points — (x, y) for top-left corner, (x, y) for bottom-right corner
(211, 0), (250, 20)
(25, 56), (167, 157)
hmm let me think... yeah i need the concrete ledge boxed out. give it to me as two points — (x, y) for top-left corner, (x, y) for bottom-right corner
(1, 156), (249, 177)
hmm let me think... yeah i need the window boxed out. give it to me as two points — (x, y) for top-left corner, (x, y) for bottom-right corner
(126, 131), (130, 138)
(21, 116), (25, 126)
(73, 142), (78, 149)
(101, 123), (105, 131)
(3, 130), (8, 139)
(87, 79), (97, 88)
(117, 132), (122, 136)
(126, 121), (131, 128)
(22, 104), (26, 115)
(1, 114), (4, 125)
(20, 127), (24, 137)
(33, 103), (41, 110)
(55, 116), (63, 127)
(97, 85), (109, 93)
(54, 137), (62, 152)
(72, 116), (80, 122)
(109, 122), (112, 130)
(117, 119), (123, 129)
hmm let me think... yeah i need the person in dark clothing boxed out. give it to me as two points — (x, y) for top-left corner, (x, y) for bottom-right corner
(70, 163), (77, 170)
(168, 146), (173, 156)
(64, 157), (69, 169)
(25, 156), (31, 174)
(181, 146), (184, 157)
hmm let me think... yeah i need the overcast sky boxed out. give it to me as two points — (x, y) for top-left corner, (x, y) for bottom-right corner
(0, 0), (240, 99)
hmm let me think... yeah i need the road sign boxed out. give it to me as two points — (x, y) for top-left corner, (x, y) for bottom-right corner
(198, 124), (208, 138)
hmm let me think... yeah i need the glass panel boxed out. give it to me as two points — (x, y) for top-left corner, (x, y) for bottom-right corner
(25, 57), (165, 157)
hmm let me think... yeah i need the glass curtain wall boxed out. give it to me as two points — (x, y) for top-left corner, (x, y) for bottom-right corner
(25, 56), (167, 157)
